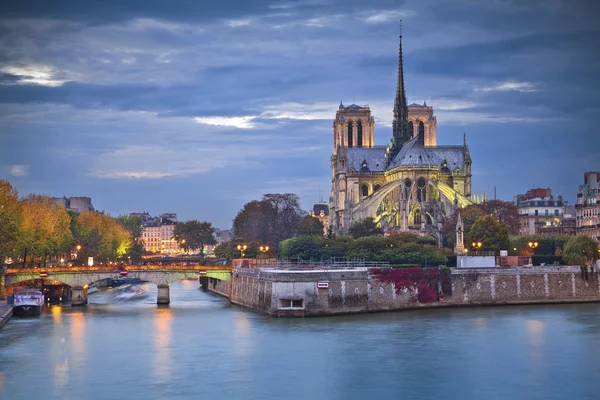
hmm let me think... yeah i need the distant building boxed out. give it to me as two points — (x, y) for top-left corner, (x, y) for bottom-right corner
(214, 229), (233, 245)
(141, 213), (179, 254)
(576, 172), (600, 241)
(513, 188), (568, 235)
(309, 203), (329, 236)
(50, 196), (94, 214)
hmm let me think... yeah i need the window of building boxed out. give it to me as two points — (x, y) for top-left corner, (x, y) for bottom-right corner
(417, 177), (427, 202)
(357, 121), (363, 148)
(555, 209), (559, 216)
(408, 121), (414, 137)
(545, 210), (549, 216)
(414, 209), (421, 225)
(535, 210), (538, 216)
(374, 184), (381, 192)
(347, 122), (353, 148)
(279, 299), (304, 309)
(361, 184), (369, 197)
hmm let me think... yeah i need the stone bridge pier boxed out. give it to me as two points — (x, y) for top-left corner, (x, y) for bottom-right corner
(157, 284), (170, 304)
(72, 286), (88, 306)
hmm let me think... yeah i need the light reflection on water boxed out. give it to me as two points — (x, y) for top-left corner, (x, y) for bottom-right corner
(0, 280), (599, 400)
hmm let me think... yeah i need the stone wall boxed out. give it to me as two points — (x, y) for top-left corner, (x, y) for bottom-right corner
(208, 266), (600, 317)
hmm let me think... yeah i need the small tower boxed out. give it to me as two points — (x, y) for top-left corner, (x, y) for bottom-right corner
(332, 104), (375, 155)
(454, 209), (465, 255)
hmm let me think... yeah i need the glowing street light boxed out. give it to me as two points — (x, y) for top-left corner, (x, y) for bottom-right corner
(528, 241), (539, 249)
(472, 242), (482, 249)
(76, 244), (82, 251)
(259, 245), (269, 253)
(237, 244), (247, 258)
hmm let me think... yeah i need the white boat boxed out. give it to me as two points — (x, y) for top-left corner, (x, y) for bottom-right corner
(13, 289), (44, 316)
(87, 282), (99, 294)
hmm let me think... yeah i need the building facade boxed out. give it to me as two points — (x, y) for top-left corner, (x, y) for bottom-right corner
(513, 188), (568, 235)
(576, 172), (600, 241)
(329, 33), (472, 243)
(141, 213), (179, 254)
(50, 196), (94, 214)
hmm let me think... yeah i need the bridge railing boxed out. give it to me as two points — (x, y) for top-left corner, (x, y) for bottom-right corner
(5, 265), (232, 274)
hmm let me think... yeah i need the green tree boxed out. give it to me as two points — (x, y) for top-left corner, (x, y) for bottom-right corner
(74, 211), (131, 264)
(0, 180), (21, 264)
(298, 215), (324, 236)
(442, 205), (485, 249)
(114, 215), (143, 240)
(348, 217), (383, 239)
(173, 220), (217, 256)
(232, 193), (303, 251)
(563, 235), (599, 266)
(466, 215), (509, 253)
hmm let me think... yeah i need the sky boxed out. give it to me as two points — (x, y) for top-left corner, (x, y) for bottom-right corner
(1, 0), (599, 229)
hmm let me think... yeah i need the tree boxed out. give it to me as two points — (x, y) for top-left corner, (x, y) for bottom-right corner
(75, 211), (131, 264)
(17, 194), (73, 266)
(0, 180), (21, 263)
(232, 193), (303, 251)
(442, 205), (485, 249)
(114, 215), (143, 240)
(466, 215), (509, 252)
(173, 220), (216, 256)
(484, 200), (520, 235)
(298, 215), (324, 236)
(348, 217), (383, 239)
(563, 235), (599, 266)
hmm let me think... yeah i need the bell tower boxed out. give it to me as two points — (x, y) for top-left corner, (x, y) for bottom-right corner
(333, 103), (375, 155)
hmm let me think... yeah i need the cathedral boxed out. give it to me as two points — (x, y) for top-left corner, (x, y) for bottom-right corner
(329, 32), (473, 244)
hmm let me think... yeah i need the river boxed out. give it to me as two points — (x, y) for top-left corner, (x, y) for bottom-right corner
(1, 279), (599, 400)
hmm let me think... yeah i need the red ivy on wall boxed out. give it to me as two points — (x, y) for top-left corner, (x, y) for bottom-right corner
(370, 267), (452, 304)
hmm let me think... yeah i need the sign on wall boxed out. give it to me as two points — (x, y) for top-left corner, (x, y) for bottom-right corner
(88, 257), (94, 266)
(317, 281), (329, 289)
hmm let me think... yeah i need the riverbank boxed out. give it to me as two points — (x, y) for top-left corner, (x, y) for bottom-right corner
(207, 265), (600, 317)
(0, 303), (13, 328)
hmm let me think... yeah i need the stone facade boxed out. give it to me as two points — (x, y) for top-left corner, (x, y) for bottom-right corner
(208, 266), (600, 317)
(576, 172), (600, 241)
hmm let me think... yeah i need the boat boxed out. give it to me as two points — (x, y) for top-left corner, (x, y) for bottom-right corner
(13, 289), (44, 316)
(87, 282), (99, 294)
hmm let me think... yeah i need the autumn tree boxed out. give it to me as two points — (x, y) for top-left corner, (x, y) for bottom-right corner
(563, 235), (599, 266)
(0, 180), (21, 263)
(466, 215), (510, 253)
(298, 215), (324, 236)
(74, 211), (131, 264)
(173, 220), (216, 256)
(17, 194), (73, 267)
(348, 217), (384, 239)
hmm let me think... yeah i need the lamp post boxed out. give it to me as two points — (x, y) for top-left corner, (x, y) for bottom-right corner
(528, 241), (539, 250)
(472, 242), (482, 250)
(237, 244), (247, 258)
(259, 245), (270, 260)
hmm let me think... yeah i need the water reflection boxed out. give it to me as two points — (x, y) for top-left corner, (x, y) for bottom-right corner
(472, 317), (488, 332)
(153, 307), (173, 384)
(234, 312), (251, 357)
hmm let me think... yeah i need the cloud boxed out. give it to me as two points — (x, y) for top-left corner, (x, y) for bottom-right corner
(0, 64), (78, 87)
(194, 116), (257, 129)
(10, 164), (29, 176)
(226, 18), (252, 27)
(260, 102), (336, 120)
(475, 81), (539, 92)
(365, 9), (415, 24)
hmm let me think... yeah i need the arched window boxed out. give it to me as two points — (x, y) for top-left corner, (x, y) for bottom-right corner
(408, 121), (414, 138)
(374, 184), (381, 192)
(414, 209), (421, 225)
(419, 121), (425, 137)
(357, 121), (363, 148)
(361, 184), (369, 197)
(347, 122), (353, 148)
(417, 177), (427, 202)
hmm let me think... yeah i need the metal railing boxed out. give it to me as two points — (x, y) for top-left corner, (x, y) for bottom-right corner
(274, 257), (389, 270)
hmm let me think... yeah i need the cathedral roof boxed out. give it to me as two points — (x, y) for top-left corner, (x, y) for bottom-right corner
(388, 137), (465, 170)
(346, 147), (387, 172)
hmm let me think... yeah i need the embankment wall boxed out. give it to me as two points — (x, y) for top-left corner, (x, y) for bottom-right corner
(207, 266), (600, 317)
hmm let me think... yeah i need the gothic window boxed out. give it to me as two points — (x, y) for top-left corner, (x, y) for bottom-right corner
(374, 184), (381, 192)
(426, 214), (432, 225)
(414, 209), (421, 225)
(408, 121), (414, 138)
(417, 177), (427, 202)
(419, 121), (425, 137)
(357, 121), (363, 148)
(404, 178), (412, 189)
(361, 184), (369, 197)
(347, 122), (353, 148)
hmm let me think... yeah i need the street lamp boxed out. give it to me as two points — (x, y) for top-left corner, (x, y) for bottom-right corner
(237, 244), (247, 258)
(76, 244), (82, 251)
(472, 242), (482, 249)
(259, 245), (269, 253)
(528, 241), (539, 249)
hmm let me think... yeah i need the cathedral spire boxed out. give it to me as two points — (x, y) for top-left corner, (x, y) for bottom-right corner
(386, 21), (410, 167)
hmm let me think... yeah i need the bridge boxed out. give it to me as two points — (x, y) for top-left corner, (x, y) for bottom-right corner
(1, 265), (232, 305)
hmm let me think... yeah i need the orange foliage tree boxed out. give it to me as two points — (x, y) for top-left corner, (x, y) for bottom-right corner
(74, 211), (131, 264)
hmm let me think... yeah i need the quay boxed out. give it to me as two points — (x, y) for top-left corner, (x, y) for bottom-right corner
(207, 264), (600, 317)
(0, 304), (13, 329)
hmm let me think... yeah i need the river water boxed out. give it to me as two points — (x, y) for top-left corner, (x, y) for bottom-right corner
(1, 279), (599, 400)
